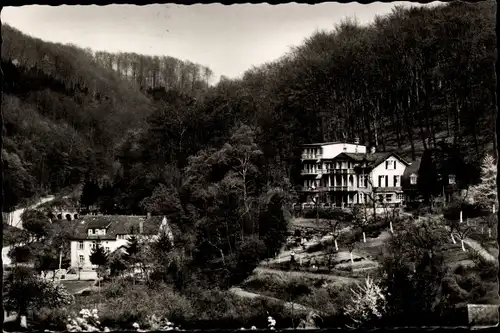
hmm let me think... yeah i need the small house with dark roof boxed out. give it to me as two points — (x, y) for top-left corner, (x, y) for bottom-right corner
(300, 143), (409, 207)
(69, 214), (173, 270)
(402, 158), (422, 204)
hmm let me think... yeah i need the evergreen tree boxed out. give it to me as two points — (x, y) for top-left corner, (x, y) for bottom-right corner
(124, 235), (140, 260)
(417, 150), (441, 205)
(80, 178), (101, 211)
(89, 241), (108, 275)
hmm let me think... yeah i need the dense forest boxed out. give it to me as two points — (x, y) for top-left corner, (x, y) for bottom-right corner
(1, 24), (212, 211)
(2, 1), (496, 269)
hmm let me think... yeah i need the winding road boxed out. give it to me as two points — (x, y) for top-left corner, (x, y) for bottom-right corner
(2, 195), (56, 266)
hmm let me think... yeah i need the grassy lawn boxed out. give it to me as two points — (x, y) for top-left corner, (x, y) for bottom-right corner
(60, 280), (95, 294)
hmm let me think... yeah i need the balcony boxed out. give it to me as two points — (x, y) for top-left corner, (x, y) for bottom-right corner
(326, 185), (357, 192)
(301, 169), (328, 175)
(301, 154), (323, 161)
(329, 168), (356, 174)
(300, 186), (327, 192)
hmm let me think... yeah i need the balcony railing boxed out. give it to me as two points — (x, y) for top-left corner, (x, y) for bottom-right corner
(300, 186), (327, 192)
(301, 154), (323, 160)
(328, 168), (356, 174)
(326, 185), (356, 191)
(301, 169), (328, 175)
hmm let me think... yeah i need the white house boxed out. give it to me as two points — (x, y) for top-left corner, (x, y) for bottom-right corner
(300, 142), (409, 207)
(68, 214), (173, 270)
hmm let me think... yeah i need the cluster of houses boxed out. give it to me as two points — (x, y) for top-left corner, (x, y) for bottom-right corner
(297, 140), (458, 209)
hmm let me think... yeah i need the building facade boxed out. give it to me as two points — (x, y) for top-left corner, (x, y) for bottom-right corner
(300, 142), (409, 208)
(69, 215), (173, 270)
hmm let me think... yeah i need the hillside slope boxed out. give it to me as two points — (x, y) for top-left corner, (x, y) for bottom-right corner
(1, 24), (211, 211)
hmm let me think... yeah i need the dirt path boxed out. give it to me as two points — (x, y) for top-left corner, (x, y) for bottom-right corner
(229, 287), (322, 315)
(463, 238), (497, 263)
(253, 267), (360, 285)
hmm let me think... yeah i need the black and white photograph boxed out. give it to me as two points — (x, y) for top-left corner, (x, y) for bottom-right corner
(1, 1), (498, 331)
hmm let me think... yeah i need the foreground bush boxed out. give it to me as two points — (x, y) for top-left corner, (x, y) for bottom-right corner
(4, 266), (74, 326)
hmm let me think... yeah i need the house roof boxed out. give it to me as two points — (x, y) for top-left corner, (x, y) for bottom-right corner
(334, 152), (409, 169)
(68, 215), (164, 241)
(302, 141), (343, 147)
(402, 158), (422, 189)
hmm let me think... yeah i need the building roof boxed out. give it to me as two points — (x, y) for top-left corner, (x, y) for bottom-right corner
(402, 158), (422, 189)
(301, 141), (365, 147)
(67, 215), (164, 241)
(334, 152), (409, 169)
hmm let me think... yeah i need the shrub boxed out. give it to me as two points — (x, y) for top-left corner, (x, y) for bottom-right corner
(91, 283), (194, 330)
(303, 209), (353, 221)
(34, 307), (70, 331)
(343, 277), (387, 328)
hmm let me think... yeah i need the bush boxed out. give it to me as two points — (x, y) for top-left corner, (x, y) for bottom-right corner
(302, 208), (353, 221)
(34, 307), (70, 331)
(78, 283), (195, 330)
(365, 219), (389, 238)
(187, 288), (293, 329)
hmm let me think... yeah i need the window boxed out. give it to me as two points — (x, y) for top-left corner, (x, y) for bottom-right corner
(386, 194), (392, 202)
(386, 160), (397, 170)
(385, 176), (389, 187)
(105, 247), (110, 253)
(378, 195), (384, 202)
(79, 241), (84, 250)
(79, 255), (84, 265)
(92, 241), (96, 249)
(394, 175), (399, 187)
(410, 173), (418, 185)
(358, 175), (366, 188)
(378, 175), (384, 187)
(449, 174), (456, 185)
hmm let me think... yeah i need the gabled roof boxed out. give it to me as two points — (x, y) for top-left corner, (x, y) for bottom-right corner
(333, 152), (409, 169)
(68, 215), (164, 241)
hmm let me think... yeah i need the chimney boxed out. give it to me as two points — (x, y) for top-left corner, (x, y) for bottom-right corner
(370, 146), (376, 154)
(139, 220), (144, 234)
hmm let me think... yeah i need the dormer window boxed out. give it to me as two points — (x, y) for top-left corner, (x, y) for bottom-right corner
(410, 173), (418, 185)
(448, 174), (456, 185)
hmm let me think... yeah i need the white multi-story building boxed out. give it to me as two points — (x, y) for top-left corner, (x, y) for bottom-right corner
(68, 214), (173, 270)
(300, 141), (409, 207)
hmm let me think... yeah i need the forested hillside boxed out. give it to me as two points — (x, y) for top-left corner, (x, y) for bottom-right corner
(93, 51), (213, 97)
(91, 1), (496, 215)
(1, 24), (211, 211)
(2, 1), (496, 214)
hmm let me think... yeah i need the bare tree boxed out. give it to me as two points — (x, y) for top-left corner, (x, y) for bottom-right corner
(452, 223), (474, 252)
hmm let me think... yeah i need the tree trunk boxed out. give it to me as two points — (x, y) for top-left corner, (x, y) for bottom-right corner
(362, 232), (366, 243)
(390, 221), (394, 234)
(451, 233), (456, 244)
(461, 239), (466, 252)
(350, 251), (354, 265)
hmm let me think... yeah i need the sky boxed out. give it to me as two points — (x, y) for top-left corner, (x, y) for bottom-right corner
(2, 2), (443, 80)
